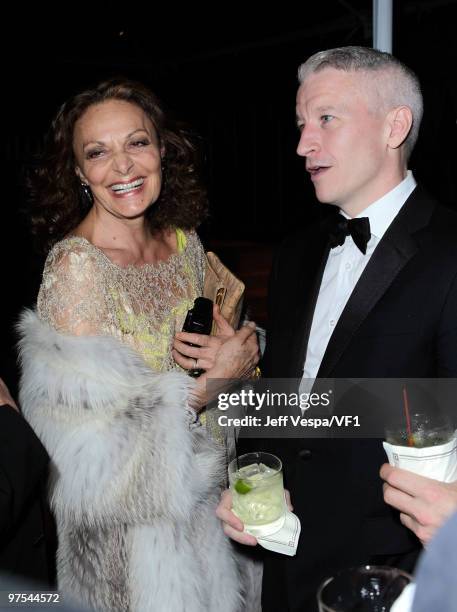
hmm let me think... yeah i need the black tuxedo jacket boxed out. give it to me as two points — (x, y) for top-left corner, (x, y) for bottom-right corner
(0, 404), (54, 585)
(258, 186), (457, 611)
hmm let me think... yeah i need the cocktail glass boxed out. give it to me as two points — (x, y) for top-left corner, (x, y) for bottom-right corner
(228, 451), (286, 537)
(385, 411), (453, 448)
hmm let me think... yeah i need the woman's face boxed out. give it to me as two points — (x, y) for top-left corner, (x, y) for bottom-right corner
(73, 99), (162, 220)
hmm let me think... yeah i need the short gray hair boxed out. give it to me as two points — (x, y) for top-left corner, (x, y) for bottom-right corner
(298, 46), (423, 159)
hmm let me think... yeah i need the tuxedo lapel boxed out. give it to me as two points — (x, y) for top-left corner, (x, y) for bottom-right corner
(317, 187), (436, 379)
(288, 231), (330, 378)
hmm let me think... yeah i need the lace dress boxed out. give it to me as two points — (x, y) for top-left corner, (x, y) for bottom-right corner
(37, 229), (205, 372)
(36, 228), (260, 609)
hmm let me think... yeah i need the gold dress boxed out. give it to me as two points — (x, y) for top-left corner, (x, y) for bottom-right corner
(37, 229), (205, 372)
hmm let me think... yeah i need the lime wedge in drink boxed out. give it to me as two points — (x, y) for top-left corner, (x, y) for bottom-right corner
(234, 479), (252, 494)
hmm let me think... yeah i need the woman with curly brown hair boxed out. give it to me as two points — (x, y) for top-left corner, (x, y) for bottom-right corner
(17, 78), (258, 611)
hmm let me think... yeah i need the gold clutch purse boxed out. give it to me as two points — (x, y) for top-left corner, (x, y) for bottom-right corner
(203, 251), (245, 330)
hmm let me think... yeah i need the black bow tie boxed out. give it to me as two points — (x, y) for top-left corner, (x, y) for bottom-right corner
(327, 216), (371, 255)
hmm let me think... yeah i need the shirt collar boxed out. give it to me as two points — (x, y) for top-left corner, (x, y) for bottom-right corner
(341, 171), (417, 240)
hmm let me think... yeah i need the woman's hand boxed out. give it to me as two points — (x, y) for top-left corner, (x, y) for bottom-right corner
(190, 322), (259, 409)
(172, 304), (234, 372)
(173, 305), (260, 411)
(173, 304), (259, 376)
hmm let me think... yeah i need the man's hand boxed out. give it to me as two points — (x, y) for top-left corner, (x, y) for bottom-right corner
(216, 490), (258, 546)
(0, 377), (18, 411)
(380, 463), (457, 545)
(216, 489), (294, 545)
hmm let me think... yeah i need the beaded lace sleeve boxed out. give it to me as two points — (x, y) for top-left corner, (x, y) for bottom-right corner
(37, 241), (109, 336)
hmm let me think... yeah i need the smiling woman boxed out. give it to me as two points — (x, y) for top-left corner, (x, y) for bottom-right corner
(73, 99), (164, 225)
(28, 78), (207, 254)
(18, 78), (259, 612)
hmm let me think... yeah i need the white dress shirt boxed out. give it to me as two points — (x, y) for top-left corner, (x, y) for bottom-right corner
(301, 171), (417, 381)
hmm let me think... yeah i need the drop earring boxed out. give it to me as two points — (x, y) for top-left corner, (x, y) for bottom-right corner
(80, 182), (93, 204)
(160, 158), (166, 186)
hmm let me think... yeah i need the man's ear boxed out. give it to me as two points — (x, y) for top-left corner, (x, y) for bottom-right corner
(386, 105), (413, 150)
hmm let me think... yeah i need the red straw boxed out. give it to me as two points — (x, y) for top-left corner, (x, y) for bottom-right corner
(402, 387), (414, 447)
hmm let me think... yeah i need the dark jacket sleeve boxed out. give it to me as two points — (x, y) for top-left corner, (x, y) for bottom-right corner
(435, 269), (457, 376)
(0, 404), (49, 541)
(259, 246), (280, 379)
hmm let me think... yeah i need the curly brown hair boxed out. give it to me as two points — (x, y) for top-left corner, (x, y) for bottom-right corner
(28, 78), (208, 253)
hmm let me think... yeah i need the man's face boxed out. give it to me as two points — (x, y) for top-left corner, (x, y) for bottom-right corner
(296, 68), (390, 215)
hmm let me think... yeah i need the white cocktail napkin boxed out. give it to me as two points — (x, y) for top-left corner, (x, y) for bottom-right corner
(390, 582), (416, 612)
(254, 510), (301, 556)
(383, 432), (457, 481)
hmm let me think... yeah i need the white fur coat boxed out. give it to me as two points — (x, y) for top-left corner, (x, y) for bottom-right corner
(17, 310), (243, 612)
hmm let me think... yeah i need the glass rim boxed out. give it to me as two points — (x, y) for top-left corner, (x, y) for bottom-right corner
(384, 425), (455, 446)
(317, 564), (413, 608)
(228, 451), (282, 477)
(385, 424), (453, 432)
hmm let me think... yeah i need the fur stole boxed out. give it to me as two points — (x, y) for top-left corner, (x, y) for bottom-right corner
(17, 310), (242, 612)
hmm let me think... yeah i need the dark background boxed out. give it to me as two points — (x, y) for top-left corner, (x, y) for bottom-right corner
(2, 1), (457, 393)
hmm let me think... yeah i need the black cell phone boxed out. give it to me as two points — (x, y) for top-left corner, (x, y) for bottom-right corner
(182, 297), (213, 377)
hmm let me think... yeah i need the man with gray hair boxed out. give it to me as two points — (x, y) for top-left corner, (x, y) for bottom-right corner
(217, 46), (457, 611)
